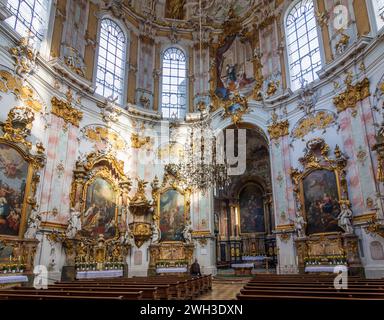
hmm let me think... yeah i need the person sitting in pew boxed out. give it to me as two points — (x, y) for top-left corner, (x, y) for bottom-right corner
(190, 259), (201, 277)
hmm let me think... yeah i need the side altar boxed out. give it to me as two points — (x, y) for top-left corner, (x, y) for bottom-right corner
(290, 139), (363, 275)
(147, 173), (195, 276)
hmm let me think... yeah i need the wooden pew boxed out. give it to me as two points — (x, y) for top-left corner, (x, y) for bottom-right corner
(0, 289), (143, 300)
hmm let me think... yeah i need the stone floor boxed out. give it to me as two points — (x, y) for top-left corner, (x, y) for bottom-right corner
(198, 278), (249, 300)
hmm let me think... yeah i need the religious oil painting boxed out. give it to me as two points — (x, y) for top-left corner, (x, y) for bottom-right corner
(239, 184), (265, 234)
(159, 189), (185, 241)
(302, 169), (342, 234)
(82, 177), (117, 239)
(0, 144), (29, 237)
(215, 36), (256, 100)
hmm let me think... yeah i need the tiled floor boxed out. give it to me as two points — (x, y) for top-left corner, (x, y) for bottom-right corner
(199, 279), (248, 300)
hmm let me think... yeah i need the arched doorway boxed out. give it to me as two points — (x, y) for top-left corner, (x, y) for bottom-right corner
(214, 124), (276, 269)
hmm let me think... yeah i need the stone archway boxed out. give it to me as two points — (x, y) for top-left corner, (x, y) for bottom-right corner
(214, 123), (275, 269)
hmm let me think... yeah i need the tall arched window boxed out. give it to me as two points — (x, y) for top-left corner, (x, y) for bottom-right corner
(6, 0), (51, 44)
(285, 0), (322, 91)
(372, 0), (384, 30)
(95, 19), (126, 104)
(161, 47), (187, 119)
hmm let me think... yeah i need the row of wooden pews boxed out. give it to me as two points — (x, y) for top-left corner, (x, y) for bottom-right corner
(0, 275), (211, 300)
(236, 274), (384, 301)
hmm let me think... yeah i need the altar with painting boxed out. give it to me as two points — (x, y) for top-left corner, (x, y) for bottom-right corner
(291, 139), (362, 275)
(148, 173), (195, 276)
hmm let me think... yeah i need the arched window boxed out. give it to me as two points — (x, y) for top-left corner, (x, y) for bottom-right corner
(6, 0), (52, 44)
(161, 47), (187, 119)
(95, 19), (126, 104)
(285, 0), (322, 91)
(372, 0), (384, 30)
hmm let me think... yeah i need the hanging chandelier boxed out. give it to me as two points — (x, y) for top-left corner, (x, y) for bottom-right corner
(165, 113), (230, 193)
(164, 0), (230, 193)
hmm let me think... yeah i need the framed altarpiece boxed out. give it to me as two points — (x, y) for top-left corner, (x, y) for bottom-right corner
(148, 172), (194, 275)
(290, 138), (362, 275)
(63, 151), (132, 271)
(0, 106), (45, 276)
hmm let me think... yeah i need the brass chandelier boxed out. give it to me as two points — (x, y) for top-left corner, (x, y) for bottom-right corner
(165, 114), (230, 193)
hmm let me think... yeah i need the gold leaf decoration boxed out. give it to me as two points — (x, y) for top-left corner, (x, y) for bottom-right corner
(292, 111), (335, 139)
(0, 70), (42, 111)
(85, 126), (126, 150)
(333, 77), (370, 113)
(51, 96), (83, 127)
(268, 120), (289, 140)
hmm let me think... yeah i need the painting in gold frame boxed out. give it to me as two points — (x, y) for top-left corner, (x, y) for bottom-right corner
(238, 183), (265, 234)
(0, 142), (33, 238)
(291, 138), (350, 237)
(152, 172), (191, 244)
(300, 168), (343, 235)
(159, 188), (185, 242)
(81, 175), (119, 240)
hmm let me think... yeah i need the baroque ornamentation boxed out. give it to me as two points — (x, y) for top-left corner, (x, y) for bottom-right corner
(335, 33), (350, 55)
(62, 46), (86, 77)
(268, 116), (289, 141)
(291, 111), (336, 140)
(333, 76), (370, 113)
(266, 80), (279, 97)
(373, 125), (384, 182)
(9, 36), (37, 77)
(365, 216), (384, 238)
(99, 96), (122, 124)
(131, 133), (151, 149)
(51, 96), (83, 127)
(84, 126), (126, 151)
(0, 70), (42, 111)
(0, 106), (35, 149)
(221, 93), (249, 125)
(290, 138), (349, 237)
(129, 222), (152, 248)
(0, 106), (45, 239)
(128, 178), (151, 216)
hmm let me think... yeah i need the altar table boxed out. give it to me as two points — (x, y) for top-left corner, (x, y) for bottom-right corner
(76, 270), (124, 279)
(156, 267), (188, 275)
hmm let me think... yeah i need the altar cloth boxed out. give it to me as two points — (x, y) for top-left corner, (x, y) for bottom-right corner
(231, 263), (254, 269)
(305, 265), (347, 273)
(76, 270), (123, 279)
(156, 267), (188, 273)
(0, 275), (28, 284)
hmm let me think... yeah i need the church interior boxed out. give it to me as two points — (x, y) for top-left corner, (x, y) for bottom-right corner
(0, 0), (384, 302)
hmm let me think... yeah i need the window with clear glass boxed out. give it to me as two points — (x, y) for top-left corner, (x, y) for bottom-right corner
(286, 0), (322, 91)
(161, 47), (187, 119)
(6, 0), (51, 44)
(95, 19), (126, 104)
(373, 0), (384, 30)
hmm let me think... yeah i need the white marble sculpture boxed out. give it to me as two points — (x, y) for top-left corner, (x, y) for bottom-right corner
(182, 219), (193, 244)
(66, 207), (82, 238)
(151, 223), (161, 244)
(293, 212), (306, 238)
(337, 203), (353, 234)
(24, 209), (41, 239)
